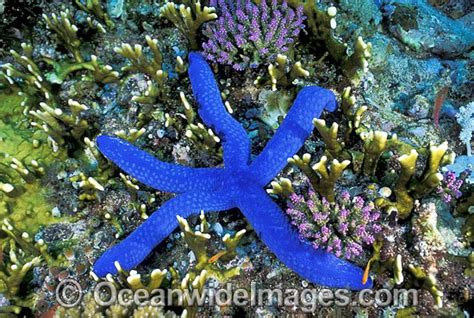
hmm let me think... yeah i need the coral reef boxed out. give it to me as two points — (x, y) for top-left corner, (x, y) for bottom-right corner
(92, 53), (371, 290)
(0, 0), (472, 316)
(291, 86), (455, 219)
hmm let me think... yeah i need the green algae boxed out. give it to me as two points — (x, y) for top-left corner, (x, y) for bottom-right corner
(0, 92), (67, 234)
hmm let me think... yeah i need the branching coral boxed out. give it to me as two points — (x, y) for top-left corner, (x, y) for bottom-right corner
(202, 0), (305, 70)
(166, 92), (222, 158)
(161, 0), (217, 50)
(436, 170), (464, 204)
(176, 212), (244, 281)
(1, 12), (118, 151)
(70, 172), (105, 201)
(376, 143), (451, 219)
(0, 219), (62, 314)
(74, 0), (115, 29)
(284, 1), (372, 84)
(115, 36), (168, 103)
(43, 11), (83, 63)
(1, 43), (55, 109)
(85, 212), (242, 317)
(293, 87), (454, 219)
(29, 99), (90, 147)
(286, 187), (381, 260)
(408, 264), (443, 308)
(267, 177), (294, 197)
(42, 10), (118, 83)
(254, 54), (310, 91)
(288, 154), (350, 202)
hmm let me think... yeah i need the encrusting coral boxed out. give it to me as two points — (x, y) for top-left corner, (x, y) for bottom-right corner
(91, 53), (371, 290)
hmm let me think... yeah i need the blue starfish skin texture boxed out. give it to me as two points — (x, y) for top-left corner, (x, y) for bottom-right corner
(93, 52), (372, 290)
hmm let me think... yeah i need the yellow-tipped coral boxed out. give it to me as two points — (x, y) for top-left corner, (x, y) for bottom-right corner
(376, 142), (450, 219)
(70, 172), (105, 201)
(408, 264), (443, 308)
(176, 211), (243, 281)
(288, 154), (350, 202)
(285, 1), (372, 84)
(115, 36), (168, 102)
(160, 0), (217, 49)
(255, 54), (310, 91)
(267, 177), (295, 197)
(74, 0), (115, 28)
(43, 11), (83, 63)
(166, 92), (222, 158)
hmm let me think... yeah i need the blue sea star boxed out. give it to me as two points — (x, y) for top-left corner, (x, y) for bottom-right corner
(93, 52), (372, 289)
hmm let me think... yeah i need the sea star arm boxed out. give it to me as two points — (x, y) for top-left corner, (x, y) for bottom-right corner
(250, 87), (338, 186)
(93, 189), (236, 277)
(237, 186), (372, 290)
(96, 136), (226, 193)
(188, 52), (251, 169)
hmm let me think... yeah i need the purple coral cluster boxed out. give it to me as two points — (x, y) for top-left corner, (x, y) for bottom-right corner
(436, 170), (465, 203)
(286, 187), (382, 260)
(202, 0), (305, 70)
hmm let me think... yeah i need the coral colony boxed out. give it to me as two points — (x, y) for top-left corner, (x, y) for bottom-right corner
(93, 52), (371, 290)
(436, 170), (465, 204)
(202, 0), (306, 70)
(286, 188), (382, 260)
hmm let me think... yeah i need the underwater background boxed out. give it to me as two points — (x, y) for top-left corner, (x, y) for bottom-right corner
(0, 0), (473, 316)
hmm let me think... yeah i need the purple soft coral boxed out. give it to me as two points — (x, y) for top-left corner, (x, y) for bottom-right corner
(202, 0), (305, 70)
(93, 52), (371, 290)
